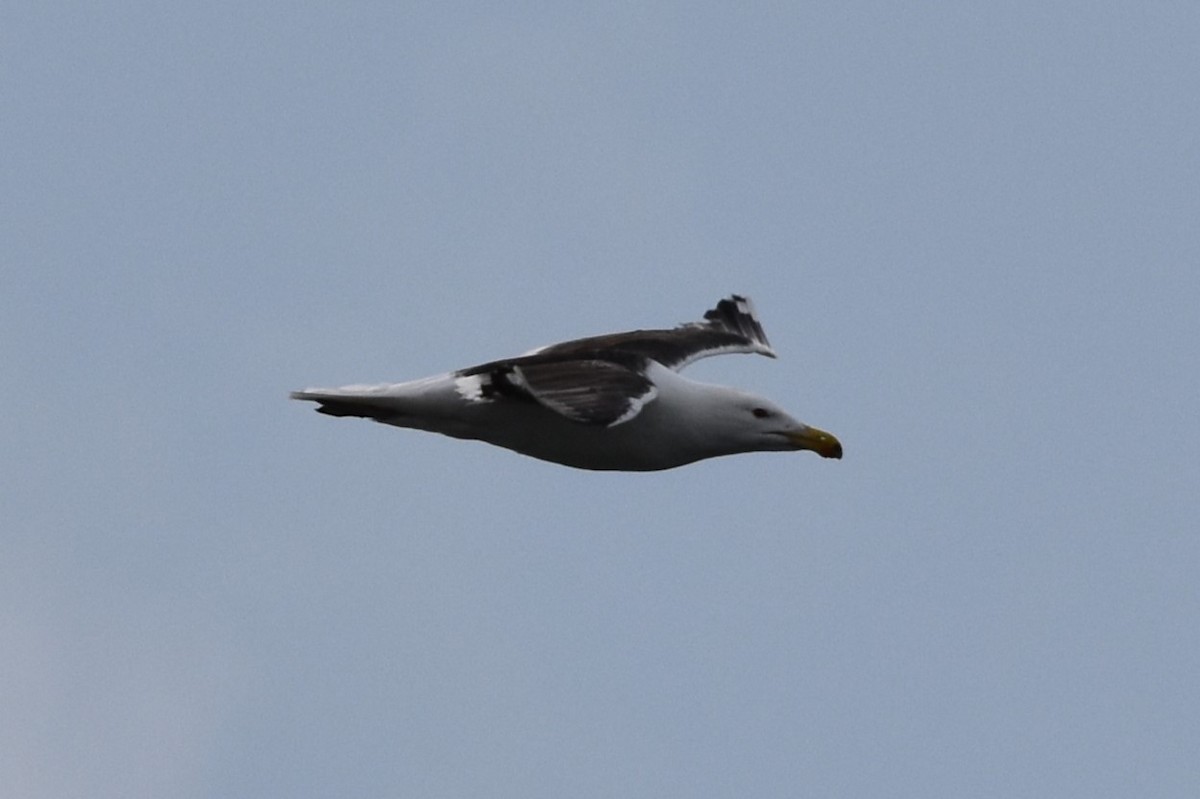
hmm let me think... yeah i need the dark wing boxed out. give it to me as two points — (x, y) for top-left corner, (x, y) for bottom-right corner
(512, 359), (658, 426)
(526, 295), (775, 371)
(451, 295), (771, 425)
(457, 357), (658, 427)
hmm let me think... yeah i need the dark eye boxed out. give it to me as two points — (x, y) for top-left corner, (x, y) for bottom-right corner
(752, 407), (770, 419)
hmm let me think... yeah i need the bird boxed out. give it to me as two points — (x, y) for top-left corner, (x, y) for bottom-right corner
(290, 295), (842, 471)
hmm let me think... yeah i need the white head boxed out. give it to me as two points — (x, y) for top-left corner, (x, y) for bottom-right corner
(690, 386), (843, 460)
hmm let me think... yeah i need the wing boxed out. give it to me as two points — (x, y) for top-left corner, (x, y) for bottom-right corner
(524, 294), (776, 371)
(512, 359), (658, 426)
(457, 357), (658, 427)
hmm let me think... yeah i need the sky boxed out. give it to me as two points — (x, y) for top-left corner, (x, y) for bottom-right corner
(3, 3), (1198, 797)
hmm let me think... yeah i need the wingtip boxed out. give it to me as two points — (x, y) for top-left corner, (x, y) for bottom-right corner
(703, 294), (773, 354)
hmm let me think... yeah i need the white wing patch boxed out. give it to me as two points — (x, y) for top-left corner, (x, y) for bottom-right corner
(453, 373), (491, 402)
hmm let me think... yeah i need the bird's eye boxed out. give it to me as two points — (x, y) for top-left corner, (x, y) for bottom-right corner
(752, 407), (770, 419)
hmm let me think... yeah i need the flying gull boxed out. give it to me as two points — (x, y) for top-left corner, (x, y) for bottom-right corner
(291, 295), (842, 471)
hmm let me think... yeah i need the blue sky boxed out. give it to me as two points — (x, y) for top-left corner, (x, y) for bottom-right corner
(4, 3), (1198, 797)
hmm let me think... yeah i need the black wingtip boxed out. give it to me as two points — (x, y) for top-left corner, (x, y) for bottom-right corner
(703, 295), (773, 352)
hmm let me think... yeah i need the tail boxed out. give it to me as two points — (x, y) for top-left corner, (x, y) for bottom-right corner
(290, 386), (404, 422)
